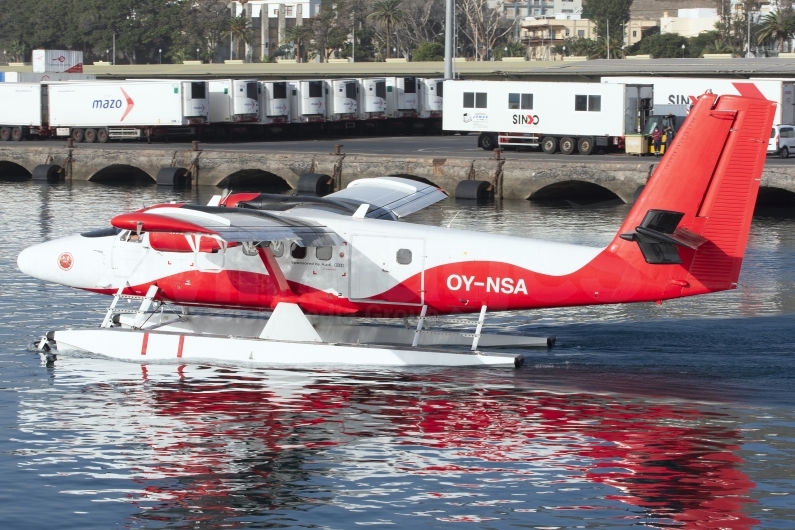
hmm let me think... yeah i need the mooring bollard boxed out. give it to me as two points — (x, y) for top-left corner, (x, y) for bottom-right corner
(333, 144), (343, 156)
(67, 138), (74, 149)
(192, 140), (200, 151)
(493, 148), (503, 160)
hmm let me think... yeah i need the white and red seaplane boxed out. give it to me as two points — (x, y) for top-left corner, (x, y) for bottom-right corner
(19, 93), (774, 368)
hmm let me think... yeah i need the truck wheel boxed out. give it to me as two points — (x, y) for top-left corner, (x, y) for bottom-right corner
(480, 133), (497, 151)
(0, 127), (10, 141)
(72, 128), (85, 143)
(560, 137), (575, 155)
(84, 128), (97, 143)
(97, 129), (109, 143)
(541, 136), (558, 154)
(11, 127), (23, 141)
(577, 137), (594, 155)
(780, 147), (789, 159)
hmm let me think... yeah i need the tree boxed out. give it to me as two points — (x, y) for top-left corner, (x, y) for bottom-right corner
(285, 24), (313, 63)
(757, 11), (794, 52)
(686, 30), (722, 58)
(583, 0), (633, 45)
(412, 41), (444, 61)
(635, 32), (688, 58)
(494, 40), (526, 59)
(224, 15), (255, 61)
(397, 0), (445, 52)
(368, 0), (408, 59)
(702, 39), (737, 55)
(553, 37), (599, 58)
(458, 0), (513, 61)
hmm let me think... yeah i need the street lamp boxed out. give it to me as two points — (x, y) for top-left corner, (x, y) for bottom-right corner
(562, 45), (566, 57)
(159, 48), (162, 64)
(196, 48), (200, 61)
(681, 43), (685, 58)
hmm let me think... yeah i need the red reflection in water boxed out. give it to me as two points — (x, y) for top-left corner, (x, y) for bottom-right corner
(126, 369), (757, 528)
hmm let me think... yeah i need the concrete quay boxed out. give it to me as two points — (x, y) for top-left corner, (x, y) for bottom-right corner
(1, 144), (794, 204)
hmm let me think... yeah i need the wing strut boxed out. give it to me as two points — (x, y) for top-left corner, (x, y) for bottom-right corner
(257, 246), (295, 300)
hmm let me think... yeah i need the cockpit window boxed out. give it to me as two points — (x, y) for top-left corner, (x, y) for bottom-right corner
(80, 227), (122, 238)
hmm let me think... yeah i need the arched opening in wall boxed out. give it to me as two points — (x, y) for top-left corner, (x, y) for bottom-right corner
(217, 170), (292, 193)
(89, 165), (155, 185)
(388, 174), (441, 189)
(529, 181), (623, 207)
(755, 186), (795, 213)
(0, 161), (32, 181)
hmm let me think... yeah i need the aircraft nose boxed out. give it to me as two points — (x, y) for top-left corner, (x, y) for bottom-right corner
(17, 244), (46, 279)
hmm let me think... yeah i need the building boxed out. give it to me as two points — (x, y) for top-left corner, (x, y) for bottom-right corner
(230, 1), (323, 62)
(504, 0), (583, 18)
(660, 9), (719, 38)
(521, 15), (657, 60)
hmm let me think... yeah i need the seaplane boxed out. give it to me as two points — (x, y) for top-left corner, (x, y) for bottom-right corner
(18, 92), (774, 368)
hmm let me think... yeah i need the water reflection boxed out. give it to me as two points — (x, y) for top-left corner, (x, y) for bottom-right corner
(16, 361), (757, 528)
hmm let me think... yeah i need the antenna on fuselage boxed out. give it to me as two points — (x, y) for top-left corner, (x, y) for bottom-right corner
(446, 211), (460, 229)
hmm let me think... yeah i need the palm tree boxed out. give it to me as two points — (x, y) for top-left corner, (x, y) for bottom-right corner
(593, 36), (624, 59)
(703, 39), (736, 55)
(367, 0), (408, 59)
(285, 23), (313, 63)
(756, 11), (793, 53)
(224, 15), (255, 61)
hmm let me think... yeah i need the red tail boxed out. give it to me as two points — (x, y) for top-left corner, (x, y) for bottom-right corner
(612, 92), (775, 298)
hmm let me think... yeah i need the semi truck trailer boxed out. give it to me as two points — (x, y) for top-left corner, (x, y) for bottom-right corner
(443, 80), (654, 154)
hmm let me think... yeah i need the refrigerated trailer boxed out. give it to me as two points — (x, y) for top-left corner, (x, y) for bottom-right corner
(289, 80), (326, 124)
(325, 79), (358, 123)
(258, 81), (290, 125)
(0, 80), (209, 142)
(443, 80), (653, 154)
(385, 77), (418, 119)
(209, 79), (259, 124)
(357, 78), (387, 122)
(601, 76), (795, 125)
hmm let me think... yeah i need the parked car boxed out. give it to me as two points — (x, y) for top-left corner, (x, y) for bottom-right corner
(769, 124), (795, 158)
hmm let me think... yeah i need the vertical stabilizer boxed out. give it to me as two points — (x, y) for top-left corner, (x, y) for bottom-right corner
(612, 92), (775, 297)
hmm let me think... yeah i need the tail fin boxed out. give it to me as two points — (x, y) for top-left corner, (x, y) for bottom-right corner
(614, 92), (775, 296)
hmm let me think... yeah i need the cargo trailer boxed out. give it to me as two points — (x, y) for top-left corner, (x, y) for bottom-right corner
(32, 49), (84, 73)
(0, 83), (44, 141)
(45, 80), (208, 142)
(325, 79), (358, 123)
(385, 77), (418, 119)
(258, 81), (290, 125)
(289, 80), (326, 124)
(0, 72), (95, 83)
(602, 76), (795, 125)
(208, 79), (259, 123)
(443, 80), (654, 154)
(418, 78), (444, 119)
(356, 78), (387, 121)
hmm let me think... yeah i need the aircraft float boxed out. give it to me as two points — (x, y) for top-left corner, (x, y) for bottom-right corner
(18, 92), (775, 368)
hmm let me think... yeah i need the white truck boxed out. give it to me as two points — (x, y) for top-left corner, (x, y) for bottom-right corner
(443, 80), (653, 154)
(0, 80), (209, 143)
(208, 79), (259, 124)
(602, 76), (795, 125)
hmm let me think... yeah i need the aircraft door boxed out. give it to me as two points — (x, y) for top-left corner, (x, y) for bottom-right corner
(350, 236), (425, 305)
(111, 232), (148, 278)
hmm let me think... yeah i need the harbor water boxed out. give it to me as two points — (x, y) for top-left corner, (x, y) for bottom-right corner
(0, 180), (793, 529)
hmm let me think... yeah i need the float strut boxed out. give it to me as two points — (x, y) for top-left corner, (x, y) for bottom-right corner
(412, 305), (428, 347)
(101, 284), (127, 328)
(471, 305), (488, 351)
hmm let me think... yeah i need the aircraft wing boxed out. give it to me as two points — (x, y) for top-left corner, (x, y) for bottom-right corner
(324, 177), (448, 219)
(111, 205), (344, 247)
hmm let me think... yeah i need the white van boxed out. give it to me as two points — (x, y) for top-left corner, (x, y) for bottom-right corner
(769, 124), (795, 158)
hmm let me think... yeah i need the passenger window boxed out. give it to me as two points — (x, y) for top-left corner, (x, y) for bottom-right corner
(771, 128), (776, 139)
(588, 95), (601, 112)
(475, 92), (487, 108)
(508, 93), (520, 109)
(463, 92), (474, 108)
(396, 249), (412, 265)
(781, 128), (794, 138)
(575, 95), (587, 111)
(316, 246), (332, 261)
(269, 241), (284, 257)
(291, 243), (307, 259)
(521, 93), (533, 109)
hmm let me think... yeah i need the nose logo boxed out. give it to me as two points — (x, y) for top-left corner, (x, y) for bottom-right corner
(58, 252), (73, 271)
